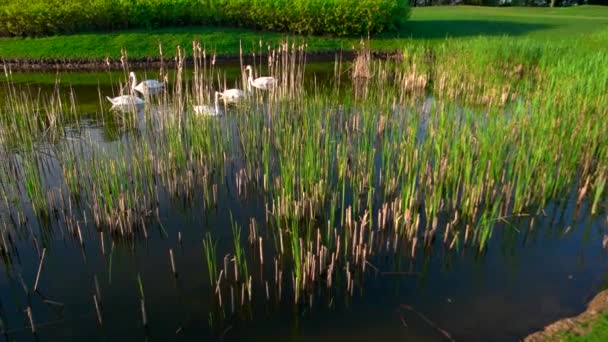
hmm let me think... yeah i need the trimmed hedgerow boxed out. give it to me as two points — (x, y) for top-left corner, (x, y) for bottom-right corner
(219, 0), (410, 36)
(0, 0), (410, 38)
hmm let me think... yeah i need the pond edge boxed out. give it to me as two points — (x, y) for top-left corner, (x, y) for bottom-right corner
(0, 50), (409, 72)
(524, 289), (608, 341)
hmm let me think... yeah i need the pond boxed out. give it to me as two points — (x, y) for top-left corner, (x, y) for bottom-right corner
(0, 55), (606, 342)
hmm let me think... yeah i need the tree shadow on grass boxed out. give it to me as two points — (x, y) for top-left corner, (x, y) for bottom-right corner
(378, 20), (555, 39)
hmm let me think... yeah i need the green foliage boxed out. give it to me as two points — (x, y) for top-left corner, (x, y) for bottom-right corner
(220, 0), (410, 36)
(2, 5), (607, 61)
(202, 232), (219, 287)
(0, 0), (410, 38)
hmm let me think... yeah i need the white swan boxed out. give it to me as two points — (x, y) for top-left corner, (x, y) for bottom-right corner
(245, 65), (276, 91)
(193, 91), (221, 116)
(106, 95), (145, 108)
(218, 88), (247, 104)
(130, 72), (164, 96)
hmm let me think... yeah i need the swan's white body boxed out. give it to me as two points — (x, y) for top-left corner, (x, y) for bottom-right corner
(218, 88), (247, 103)
(130, 72), (164, 95)
(193, 92), (221, 116)
(245, 65), (276, 91)
(106, 95), (145, 107)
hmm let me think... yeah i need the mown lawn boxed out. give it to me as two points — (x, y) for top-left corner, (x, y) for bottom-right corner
(400, 5), (608, 39)
(0, 5), (607, 59)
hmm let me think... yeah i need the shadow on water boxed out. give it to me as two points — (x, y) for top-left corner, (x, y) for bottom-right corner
(379, 20), (554, 39)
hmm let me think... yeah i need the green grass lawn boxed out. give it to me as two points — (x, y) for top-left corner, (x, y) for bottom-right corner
(556, 313), (608, 342)
(0, 5), (607, 59)
(400, 5), (608, 39)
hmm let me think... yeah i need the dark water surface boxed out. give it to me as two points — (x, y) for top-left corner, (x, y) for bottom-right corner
(0, 65), (607, 342)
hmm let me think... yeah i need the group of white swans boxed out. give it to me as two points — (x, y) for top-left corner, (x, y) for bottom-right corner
(106, 65), (276, 116)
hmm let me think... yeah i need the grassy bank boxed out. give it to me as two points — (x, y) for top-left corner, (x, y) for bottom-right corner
(0, 5), (607, 60)
(526, 290), (608, 342)
(562, 314), (608, 341)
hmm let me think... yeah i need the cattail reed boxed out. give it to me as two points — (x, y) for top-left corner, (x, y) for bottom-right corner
(93, 295), (103, 326)
(26, 306), (35, 334)
(94, 274), (102, 304)
(216, 270), (224, 308)
(169, 249), (177, 277)
(33, 248), (46, 291)
(259, 237), (264, 265)
(140, 299), (147, 327)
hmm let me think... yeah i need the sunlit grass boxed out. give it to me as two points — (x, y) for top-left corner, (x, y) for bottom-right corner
(1, 6), (607, 60)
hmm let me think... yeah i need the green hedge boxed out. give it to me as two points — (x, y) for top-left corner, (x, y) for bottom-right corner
(0, 0), (410, 38)
(220, 0), (410, 36)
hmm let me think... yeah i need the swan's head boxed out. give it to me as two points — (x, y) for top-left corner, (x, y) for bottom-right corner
(245, 65), (252, 72)
(129, 71), (135, 78)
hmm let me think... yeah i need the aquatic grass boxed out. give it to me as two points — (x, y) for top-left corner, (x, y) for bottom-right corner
(203, 232), (219, 287)
(590, 169), (606, 216)
(82, 138), (157, 234)
(137, 273), (145, 300)
(0, 72), (80, 150)
(230, 213), (248, 284)
(0, 35), (607, 316)
(21, 153), (47, 219)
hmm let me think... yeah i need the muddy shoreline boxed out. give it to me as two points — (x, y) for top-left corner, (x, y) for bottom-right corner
(525, 289), (608, 341)
(0, 50), (402, 72)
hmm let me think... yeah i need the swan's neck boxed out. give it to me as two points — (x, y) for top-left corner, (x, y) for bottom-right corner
(130, 74), (137, 91)
(214, 93), (219, 114)
(247, 75), (254, 92)
(246, 68), (254, 92)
